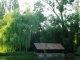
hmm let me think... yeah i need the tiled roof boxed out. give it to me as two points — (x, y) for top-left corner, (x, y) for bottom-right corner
(34, 43), (65, 50)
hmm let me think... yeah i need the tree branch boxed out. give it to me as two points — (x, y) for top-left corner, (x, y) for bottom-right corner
(51, 8), (61, 20)
(44, 0), (61, 20)
(56, 0), (60, 5)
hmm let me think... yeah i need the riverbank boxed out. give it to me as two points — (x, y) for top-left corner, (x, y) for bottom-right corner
(0, 52), (38, 57)
(0, 52), (80, 58)
(38, 53), (65, 58)
(38, 53), (80, 58)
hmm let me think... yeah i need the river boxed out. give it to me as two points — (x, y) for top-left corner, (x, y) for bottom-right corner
(0, 56), (80, 60)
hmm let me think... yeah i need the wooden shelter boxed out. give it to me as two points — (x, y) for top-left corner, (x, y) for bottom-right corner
(34, 43), (65, 53)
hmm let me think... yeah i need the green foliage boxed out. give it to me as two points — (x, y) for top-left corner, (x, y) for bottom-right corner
(76, 46), (80, 55)
(0, 0), (78, 54)
(40, 27), (63, 43)
(40, 0), (80, 53)
(34, 1), (45, 12)
(0, 4), (44, 52)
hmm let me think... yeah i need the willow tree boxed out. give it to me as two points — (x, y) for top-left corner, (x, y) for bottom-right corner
(0, 10), (15, 52)
(0, 7), (41, 52)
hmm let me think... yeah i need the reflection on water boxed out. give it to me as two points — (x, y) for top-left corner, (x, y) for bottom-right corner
(0, 56), (80, 60)
(38, 57), (74, 60)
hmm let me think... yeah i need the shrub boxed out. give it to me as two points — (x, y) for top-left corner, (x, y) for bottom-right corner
(75, 46), (80, 55)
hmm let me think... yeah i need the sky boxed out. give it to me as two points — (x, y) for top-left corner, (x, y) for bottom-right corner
(18, 0), (53, 16)
(18, 0), (39, 11)
(18, 0), (76, 16)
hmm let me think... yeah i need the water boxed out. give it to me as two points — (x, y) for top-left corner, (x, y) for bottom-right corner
(0, 56), (80, 60)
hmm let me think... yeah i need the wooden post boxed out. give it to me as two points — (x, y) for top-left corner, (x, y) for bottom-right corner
(44, 49), (46, 57)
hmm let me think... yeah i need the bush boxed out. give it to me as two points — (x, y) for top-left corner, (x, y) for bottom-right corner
(75, 46), (80, 55)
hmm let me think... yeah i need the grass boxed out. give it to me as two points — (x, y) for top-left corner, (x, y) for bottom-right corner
(0, 52), (38, 57)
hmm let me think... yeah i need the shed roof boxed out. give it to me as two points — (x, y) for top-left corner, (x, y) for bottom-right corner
(34, 43), (65, 50)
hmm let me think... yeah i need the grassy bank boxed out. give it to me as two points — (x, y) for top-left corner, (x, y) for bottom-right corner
(0, 52), (38, 57)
